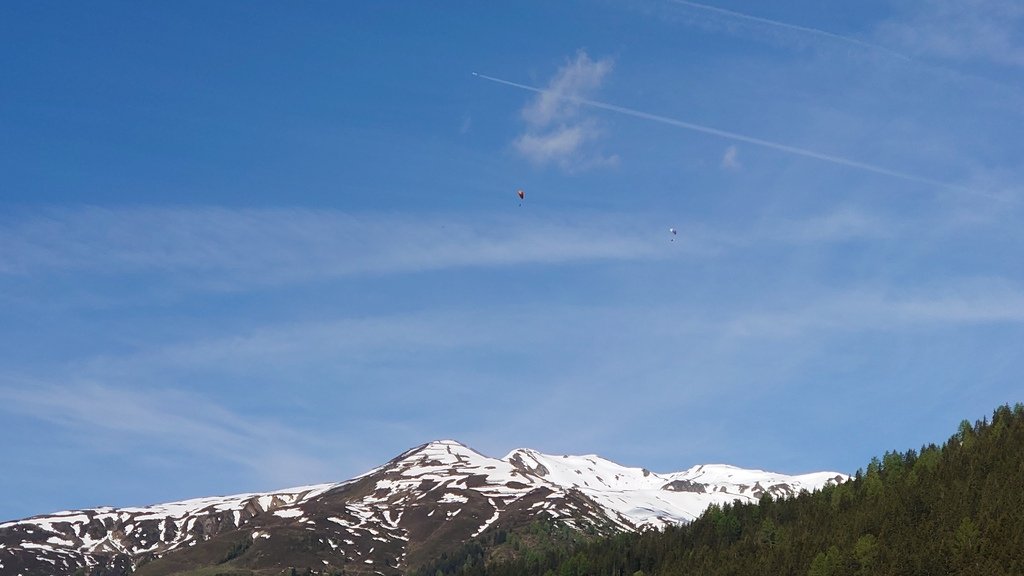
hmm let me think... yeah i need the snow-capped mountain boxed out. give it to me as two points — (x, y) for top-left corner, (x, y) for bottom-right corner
(0, 440), (846, 576)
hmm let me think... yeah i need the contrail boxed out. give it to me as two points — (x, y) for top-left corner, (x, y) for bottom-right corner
(473, 72), (998, 200)
(674, 1), (1024, 105)
(671, 0), (912, 61)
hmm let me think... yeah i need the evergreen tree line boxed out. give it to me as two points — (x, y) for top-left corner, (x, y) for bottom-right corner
(412, 404), (1024, 576)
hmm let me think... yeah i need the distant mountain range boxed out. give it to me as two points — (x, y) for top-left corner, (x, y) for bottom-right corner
(0, 440), (846, 576)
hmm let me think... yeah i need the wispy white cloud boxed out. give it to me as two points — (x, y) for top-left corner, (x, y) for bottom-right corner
(720, 145), (740, 170)
(521, 51), (613, 126)
(512, 51), (618, 171)
(769, 207), (895, 244)
(0, 206), (660, 289)
(877, 0), (1024, 67)
(671, 0), (911, 61)
(722, 284), (1024, 339)
(515, 123), (593, 164)
(5, 271), (1022, 495)
(76, 310), (502, 382)
(0, 380), (339, 488)
(61, 273), (1024, 401)
(477, 73), (1000, 200)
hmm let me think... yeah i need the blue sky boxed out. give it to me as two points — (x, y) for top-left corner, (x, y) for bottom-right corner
(2, 1), (1022, 522)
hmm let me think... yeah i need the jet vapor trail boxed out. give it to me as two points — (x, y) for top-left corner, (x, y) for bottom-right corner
(473, 72), (994, 200)
(671, 0), (911, 61)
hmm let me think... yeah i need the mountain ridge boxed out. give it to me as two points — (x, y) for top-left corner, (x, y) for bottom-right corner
(0, 439), (846, 576)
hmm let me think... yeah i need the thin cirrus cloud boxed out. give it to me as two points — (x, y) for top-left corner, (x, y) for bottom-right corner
(721, 285), (1024, 339)
(74, 310), (509, 383)
(0, 379), (337, 488)
(75, 276), (1024, 389)
(769, 207), (895, 244)
(475, 73), (998, 200)
(670, 0), (911, 61)
(510, 50), (619, 171)
(720, 145), (741, 170)
(4, 277), (1022, 498)
(875, 0), (1024, 67)
(0, 206), (660, 288)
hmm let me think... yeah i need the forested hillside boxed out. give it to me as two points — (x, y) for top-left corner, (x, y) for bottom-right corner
(419, 404), (1024, 576)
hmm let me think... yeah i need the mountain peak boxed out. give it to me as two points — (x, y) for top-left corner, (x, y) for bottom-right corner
(409, 439), (483, 459)
(0, 440), (847, 576)
(425, 438), (469, 448)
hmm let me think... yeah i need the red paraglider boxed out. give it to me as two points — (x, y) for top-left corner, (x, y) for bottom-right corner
(517, 189), (525, 200)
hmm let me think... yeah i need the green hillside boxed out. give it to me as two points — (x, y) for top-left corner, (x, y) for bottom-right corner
(419, 403), (1024, 576)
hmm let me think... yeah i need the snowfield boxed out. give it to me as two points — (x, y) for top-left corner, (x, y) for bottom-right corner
(0, 440), (847, 575)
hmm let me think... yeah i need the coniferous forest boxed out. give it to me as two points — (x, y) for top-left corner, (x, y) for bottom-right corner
(414, 404), (1024, 576)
